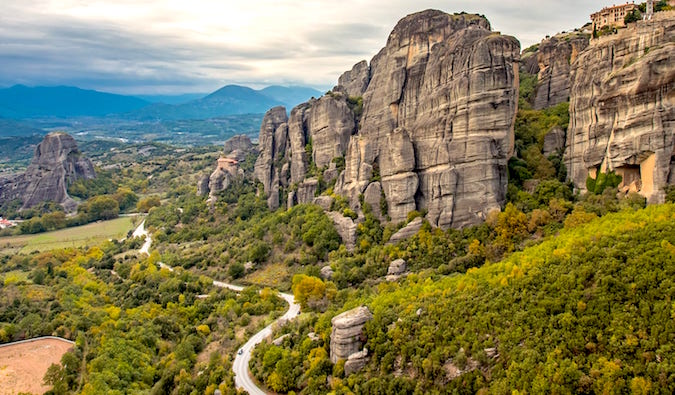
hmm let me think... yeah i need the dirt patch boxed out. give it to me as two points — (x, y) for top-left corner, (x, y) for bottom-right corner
(0, 338), (73, 395)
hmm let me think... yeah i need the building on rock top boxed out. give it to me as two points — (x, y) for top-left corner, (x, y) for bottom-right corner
(591, 2), (638, 30)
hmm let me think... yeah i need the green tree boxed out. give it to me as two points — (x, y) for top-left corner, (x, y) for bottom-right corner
(82, 195), (120, 221)
(624, 9), (642, 24)
(137, 196), (161, 213)
(113, 187), (139, 212)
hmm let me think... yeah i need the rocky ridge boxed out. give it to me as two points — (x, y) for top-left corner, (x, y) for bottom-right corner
(0, 132), (95, 211)
(566, 12), (675, 202)
(528, 31), (590, 109)
(255, 10), (520, 230)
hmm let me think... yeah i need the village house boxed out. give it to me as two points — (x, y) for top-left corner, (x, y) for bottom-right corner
(591, 2), (639, 30)
(0, 217), (16, 229)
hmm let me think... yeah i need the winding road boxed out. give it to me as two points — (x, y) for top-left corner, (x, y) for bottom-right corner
(133, 220), (300, 394)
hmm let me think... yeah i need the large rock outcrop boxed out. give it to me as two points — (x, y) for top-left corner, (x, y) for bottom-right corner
(0, 132), (95, 211)
(223, 134), (253, 155)
(532, 32), (590, 109)
(335, 10), (519, 228)
(330, 306), (372, 363)
(253, 106), (289, 210)
(254, 10), (519, 230)
(566, 13), (675, 202)
(254, 95), (357, 210)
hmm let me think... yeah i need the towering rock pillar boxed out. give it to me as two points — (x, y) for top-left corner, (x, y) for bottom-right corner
(335, 10), (520, 228)
(0, 132), (96, 212)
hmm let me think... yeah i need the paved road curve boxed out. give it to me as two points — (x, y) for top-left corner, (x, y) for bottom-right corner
(231, 291), (300, 395)
(134, 221), (300, 395)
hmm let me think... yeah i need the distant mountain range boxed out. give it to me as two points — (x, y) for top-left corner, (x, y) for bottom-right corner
(0, 84), (323, 120)
(0, 85), (149, 118)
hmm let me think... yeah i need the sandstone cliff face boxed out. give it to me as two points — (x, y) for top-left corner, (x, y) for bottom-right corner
(0, 132), (95, 211)
(254, 94), (357, 209)
(330, 306), (372, 363)
(253, 106), (289, 209)
(337, 60), (371, 97)
(533, 33), (590, 109)
(566, 13), (675, 202)
(254, 10), (519, 230)
(335, 10), (519, 228)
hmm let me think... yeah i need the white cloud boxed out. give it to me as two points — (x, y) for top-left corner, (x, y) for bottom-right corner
(0, 0), (609, 94)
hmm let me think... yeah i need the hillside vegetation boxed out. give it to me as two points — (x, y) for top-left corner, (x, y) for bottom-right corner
(0, 243), (285, 395)
(255, 204), (675, 393)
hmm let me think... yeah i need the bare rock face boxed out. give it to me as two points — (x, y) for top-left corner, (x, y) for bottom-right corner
(254, 10), (518, 230)
(363, 181), (384, 221)
(520, 49), (540, 75)
(254, 96), (357, 210)
(308, 95), (355, 170)
(337, 60), (371, 97)
(297, 178), (318, 204)
(326, 212), (357, 252)
(0, 132), (95, 211)
(208, 167), (231, 199)
(387, 259), (407, 276)
(533, 32), (590, 110)
(387, 217), (424, 244)
(313, 195), (334, 211)
(330, 306), (372, 363)
(223, 134), (253, 155)
(197, 174), (210, 196)
(543, 127), (566, 157)
(254, 106), (289, 210)
(320, 265), (334, 280)
(566, 14), (675, 203)
(344, 348), (369, 376)
(335, 10), (519, 229)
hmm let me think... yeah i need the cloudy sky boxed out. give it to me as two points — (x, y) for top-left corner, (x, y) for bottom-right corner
(0, 1), (611, 95)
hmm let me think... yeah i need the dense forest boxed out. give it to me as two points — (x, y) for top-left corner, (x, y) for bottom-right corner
(253, 203), (675, 393)
(0, 241), (285, 394)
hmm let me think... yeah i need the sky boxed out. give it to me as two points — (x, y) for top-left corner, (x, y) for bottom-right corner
(0, 1), (613, 95)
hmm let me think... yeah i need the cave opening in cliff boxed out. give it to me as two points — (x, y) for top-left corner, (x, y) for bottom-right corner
(614, 153), (656, 197)
(615, 165), (641, 192)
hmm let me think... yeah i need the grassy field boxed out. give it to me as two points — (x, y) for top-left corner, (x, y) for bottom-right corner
(245, 263), (291, 290)
(0, 217), (138, 255)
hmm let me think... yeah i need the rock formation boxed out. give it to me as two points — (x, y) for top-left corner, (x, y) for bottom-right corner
(387, 217), (424, 244)
(253, 106), (289, 209)
(325, 212), (358, 252)
(320, 265), (334, 280)
(387, 259), (407, 276)
(0, 132), (95, 211)
(199, 136), (255, 200)
(566, 13), (675, 202)
(386, 258), (408, 281)
(254, 93), (358, 210)
(330, 306), (372, 363)
(531, 32), (590, 109)
(254, 10), (519, 230)
(543, 127), (566, 157)
(337, 60), (371, 97)
(344, 348), (369, 376)
(223, 134), (253, 155)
